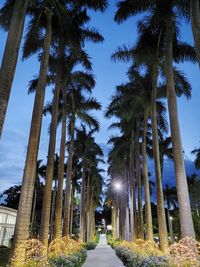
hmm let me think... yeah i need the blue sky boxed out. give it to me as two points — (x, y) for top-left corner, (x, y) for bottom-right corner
(0, 0), (200, 193)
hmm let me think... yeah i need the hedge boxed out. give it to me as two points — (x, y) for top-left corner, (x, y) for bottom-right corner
(115, 246), (170, 267)
(49, 248), (87, 267)
(83, 241), (97, 250)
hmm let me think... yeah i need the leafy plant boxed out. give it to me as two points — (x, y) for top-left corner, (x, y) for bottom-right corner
(107, 236), (121, 248)
(83, 241), (97, 250)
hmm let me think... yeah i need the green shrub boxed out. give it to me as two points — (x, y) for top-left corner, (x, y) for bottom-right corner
(0, 246), (11, 266)
(107, 236), (121, 248)
(83, 241), (97, 250)
(115, 246), (170, 267)
(193, 213), (200, 241)
(93, 234), (100, 243)
(49, 248), (87, 267)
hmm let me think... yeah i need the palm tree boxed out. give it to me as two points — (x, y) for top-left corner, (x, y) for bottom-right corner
(44, 75), (101, 237)
(164, 2), (195, 239)
(74, 125), (103, 241)
(87, 167), (104, 241)
(111, 33), (168, 251)
(0, 0), (28, 137)
(63, 91), (101, 236)
(114, 0), (196, 242)
(11, 1), (60, 260)
(107, 134), (131, 240)
(105, 73), (160, 241)
(40, 5), (105, 247)
(47, 59), (95, 240)
(110, 62), (168, 248)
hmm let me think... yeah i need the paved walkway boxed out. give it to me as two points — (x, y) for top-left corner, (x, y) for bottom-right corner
(83, 234), (124, 267)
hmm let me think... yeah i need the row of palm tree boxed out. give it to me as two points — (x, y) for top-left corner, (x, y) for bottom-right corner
(105, 0), (200, 252)
(0, 0), (108, 265)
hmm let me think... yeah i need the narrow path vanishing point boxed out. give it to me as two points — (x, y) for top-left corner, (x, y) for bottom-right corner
(83, 234), (125, 267)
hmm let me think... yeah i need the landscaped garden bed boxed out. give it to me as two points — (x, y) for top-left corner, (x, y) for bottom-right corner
(115, 245), (169, 267)
(9, 237), (87, 267)
(112, 237), (200, 267)
(83, 241), (97, 250)
(49, 248), (87, 267)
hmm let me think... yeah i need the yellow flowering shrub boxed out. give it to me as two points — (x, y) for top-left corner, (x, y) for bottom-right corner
(48, 236), (83, 258)
(169, 237), (200, 267)
(120, 239), (163, 257)
(11, 239), (47, 267)
(48, 238), (68, 258)
(62, 236), (83, 254)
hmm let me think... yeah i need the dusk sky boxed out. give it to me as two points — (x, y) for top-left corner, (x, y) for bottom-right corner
(0, 0), (200, 193)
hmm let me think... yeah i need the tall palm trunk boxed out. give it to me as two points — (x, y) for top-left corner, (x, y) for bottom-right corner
(167, 201), (174, 243)
(124, 164), (130, 241)
(69, 186), (75, 235)
(54, 89), (67, 239)
(116, 205), (120, 239)
(12, 12), (52, 263)
(166, 15), (195, 238)
(135, 123), (144, 239)
(142, 113), (153, 241)
(111, 205), (116, 238)
(30, 188), (37, 237)
(63, 119), (75, 236)
(190, 0), (200, 67)
(160, 154), (164, 177)
(79, 166), (86, 241)
(120, 195), (126, 240)
(0, 0), (29, 137)
(86, 184), (92, 242)
(86, 175), (91, 242)
(40, 37), (65, 247)
(90, 199), (95, 239)
(50, 178), (57, 241)
(130, 140), (137, 240)
(151, 66), (168, 252)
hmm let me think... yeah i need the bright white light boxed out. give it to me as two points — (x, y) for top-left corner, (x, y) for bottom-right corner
(114, 182), (122, 191)
(169, 216), (173, 220)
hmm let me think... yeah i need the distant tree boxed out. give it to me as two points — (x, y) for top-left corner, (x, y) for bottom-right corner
(187, 173), (200, 209)
(0, 185), (21, 209)
(192, 147), (200, 169)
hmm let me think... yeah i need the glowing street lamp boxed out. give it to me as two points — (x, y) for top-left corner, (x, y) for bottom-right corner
(114, 182), (122, 191)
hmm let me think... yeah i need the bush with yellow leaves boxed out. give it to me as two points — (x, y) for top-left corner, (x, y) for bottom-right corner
(48, 236), (83, 258)
(11, 239), (47, 267)
(120, 239), (163, 257)
(169, 237), (200, 267)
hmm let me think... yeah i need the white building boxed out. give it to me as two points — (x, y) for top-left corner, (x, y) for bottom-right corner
(0, 206), (17, 247)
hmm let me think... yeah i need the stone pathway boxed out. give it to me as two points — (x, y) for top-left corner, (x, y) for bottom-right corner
(83, 234), (124, 267)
